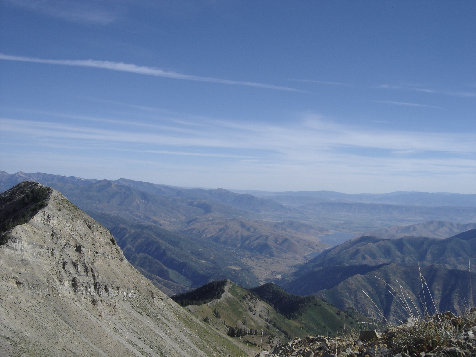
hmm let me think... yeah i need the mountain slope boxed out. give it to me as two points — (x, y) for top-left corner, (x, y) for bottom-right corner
(0, 182), (248, 356)
(95, 213), (260, 294)
(116, 178), (290, 217)
(318, 264), (476, 323)
(285, 231), (476, 323)
(296, 231), (476, 273)
(183, 216), (325, 257)
(172, 280), (365, 349)
(0, 171), (328, 292)
(366, 220), (476, 240)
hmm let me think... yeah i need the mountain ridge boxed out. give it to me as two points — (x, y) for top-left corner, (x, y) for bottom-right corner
(0, 182), (249, 356)
(284, 230), (476, 323)
(2, 171), (475, 297)
(365, 220), (476, 240)
(171, 280), (367, 349)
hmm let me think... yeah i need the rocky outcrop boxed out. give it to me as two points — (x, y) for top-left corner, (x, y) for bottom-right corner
(0, 182), (247, 356)
(259, 311), (476, 356)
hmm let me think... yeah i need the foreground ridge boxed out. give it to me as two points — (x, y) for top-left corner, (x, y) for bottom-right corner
(260, 311), (476, 356)
(0, 182), (248, 356)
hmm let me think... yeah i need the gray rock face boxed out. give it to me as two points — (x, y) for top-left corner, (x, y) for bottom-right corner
(0, 182), (246, 356)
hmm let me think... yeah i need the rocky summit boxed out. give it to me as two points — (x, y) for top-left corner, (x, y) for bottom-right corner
(0, 182), (247, 356)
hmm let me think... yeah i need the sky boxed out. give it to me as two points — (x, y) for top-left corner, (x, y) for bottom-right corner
(0, 0), (475, 193)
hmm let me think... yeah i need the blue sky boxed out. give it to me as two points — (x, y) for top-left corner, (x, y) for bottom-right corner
(0, 0), (475, 193)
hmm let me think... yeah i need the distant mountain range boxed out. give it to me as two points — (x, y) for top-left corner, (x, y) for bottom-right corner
(1, 171), (475, 300)
(248, 190), (476, 207)
(365, 220), (476, 239)
(3, 171), (476, 231)
(248, 190), (476, 231)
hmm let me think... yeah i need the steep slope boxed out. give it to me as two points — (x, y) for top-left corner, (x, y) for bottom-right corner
(95, 213), (260, 294)
(295, 231), (476, 273)
(0, 182), (248, 356)
(172, 280), (365, 349)
(285, 231), (476, 323)
(317, 264), (476, 323)
(249, 283), (367, 334)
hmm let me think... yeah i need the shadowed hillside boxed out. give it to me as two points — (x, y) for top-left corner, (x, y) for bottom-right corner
(284, 231), (476, 323)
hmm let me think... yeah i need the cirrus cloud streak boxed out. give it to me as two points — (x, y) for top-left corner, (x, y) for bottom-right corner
(0, 53), (299, 92)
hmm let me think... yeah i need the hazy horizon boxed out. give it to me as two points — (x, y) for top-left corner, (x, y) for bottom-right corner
(1, 1), (475, 193)
(4, 169), (476, 196)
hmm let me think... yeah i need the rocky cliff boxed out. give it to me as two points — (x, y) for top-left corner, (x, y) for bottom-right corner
(0, 182), (248, 356)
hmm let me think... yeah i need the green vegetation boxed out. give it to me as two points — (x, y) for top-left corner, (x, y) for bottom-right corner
(175, 311), (253, 356)
(250, 283), (366, 336)
(171, 280), (367, 349)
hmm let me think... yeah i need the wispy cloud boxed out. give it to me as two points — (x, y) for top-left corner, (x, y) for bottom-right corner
(0, 53), (299, 92)
(297, 80), (476, 100)
(293, 79), (353, 87)
(2, 112), (475, 192)
(9, 109), (207, 136)
(2, 112), (475, 157)
(374, 100), (440, 109)
(377, 84), (476, 98)
(2, 0), (121, 25)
